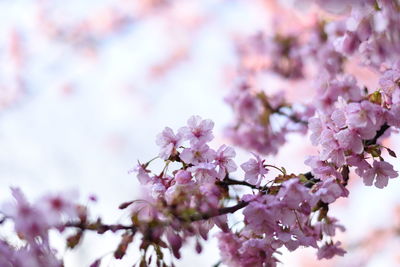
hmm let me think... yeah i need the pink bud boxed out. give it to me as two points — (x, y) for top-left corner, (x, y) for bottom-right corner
(195, 241), (202, 254)
(166, 229), (182, 259)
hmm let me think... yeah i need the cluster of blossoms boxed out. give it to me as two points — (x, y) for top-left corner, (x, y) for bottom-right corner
(304, 1), (400, 190)
(0, 188), (79, 266)
(217, 1), (400, 264)
(307, 72), (399, 189)
(132, 116), (236, 260)
(308, 0), (400, 69)
(225, 11), (343, 155)
(225, 83), (312, 155)
(0, 112), (393, 266)
(217, 176), (348, 267)
(129, 116), (352, 266)
(1, 1), (400, 267)
(226, 0), (400, 157)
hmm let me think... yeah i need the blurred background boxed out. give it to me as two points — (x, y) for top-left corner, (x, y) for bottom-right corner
(0, 0), (399, 266)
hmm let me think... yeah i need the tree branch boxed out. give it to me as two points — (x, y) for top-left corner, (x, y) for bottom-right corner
(188, 201), (249, 221)
(217, 177), (260, 190)
(365, 123), (390, 146)
(64, 221), (136, 233)
(65, 201), (250, 233)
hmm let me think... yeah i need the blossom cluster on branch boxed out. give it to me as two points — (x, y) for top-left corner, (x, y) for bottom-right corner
(1, 0), (400, 266)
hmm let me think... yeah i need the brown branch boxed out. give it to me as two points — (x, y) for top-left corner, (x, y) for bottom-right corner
(65, 201), (250, 233)
(217, 177), (260, 190)
(187, 201), (249, 221)
(275, 108), (308, 125)
(64, 221), (136, 233)
(365, 123), (390, 146)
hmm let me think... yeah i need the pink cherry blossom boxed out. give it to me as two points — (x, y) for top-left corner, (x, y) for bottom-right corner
(386, 104), (400, 127)
(346, 154), (371, 177)
(37, 191), (78, 225)
(240, 154), (269, 186)
(334, 128), (363, 154)
(309, 117), (323, 145)
(179, 115), (214, 145)
(156, 127), (183, 160)
(305, 156), (342, 180)
(317, 242), (346, 260)
(132, 163), (151, 185)
(319, 129), (346, 167)
(362, 160), (398, 188)
(345, 101), (383, 130)
(278, 178), (313, 209)
(180, 143), (215, 165)
(317, 217), (345, 237)
(188, 162), (218, 183)
(314, 177), (349, 203)
(174, 170), (192, 184)
(217, 232), (242, 267)
(2, 188), (49, 243)
(214, 145), (237, 179)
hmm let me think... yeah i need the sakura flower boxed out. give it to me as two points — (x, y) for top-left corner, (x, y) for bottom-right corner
(379, 68), (400, 103)
(217, 232), (241, 267)
(174, 170), (192, 184)
(277, 207), (297, 226)
(132, 163), (151, 185)
(334, 31), (360, 55)
(241, 154), (268, 186)
(331, 75), (362, 102)
(214, 145), (237, 179)
(231, 90), (262, 121)
(179, 115), (214, 145)
(346, 154), (370, 177)
(180, 143), (215, 165)
(317, 241), (346, 260)
(243, 199), (276, 234)
(308, 117), (323, 145)
(317, 217), (345, 237)
(345, 101), (383, 130)
(156, 127), (183, 160)
(1, 188), (49, 244)
(319, 129), (346, 166)
(305, 156), (342, 180)
(386, 104), (400, 127)
(239, 238), (275, 267)
(199, 183), (223, 211)
(362, 160), (398, 188)
(188, 163), (218, 183)
(331, 108), (346, 129)
(334, 128), (363, 154)
(314, 177), (349, 203)
(37, 191), (78, 225)
(278, 179), (312, 210)
(0, 241), (62, 267)
(151, 182), (167, 198)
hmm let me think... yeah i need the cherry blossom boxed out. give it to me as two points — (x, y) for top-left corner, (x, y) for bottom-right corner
(179, 115), (214, 145)
(362, 160), (398, 188)
(240, 153), (269, 186)
(156, 127), (183, 159)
